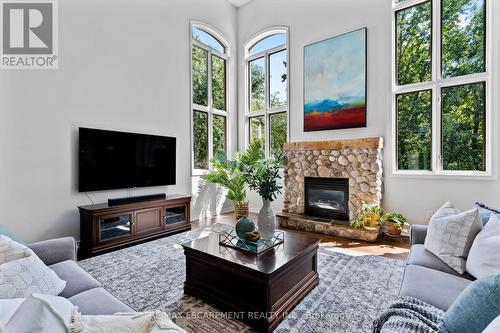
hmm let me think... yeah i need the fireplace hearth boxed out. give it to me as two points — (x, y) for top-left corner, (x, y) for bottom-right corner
(305, 177), (349, 221)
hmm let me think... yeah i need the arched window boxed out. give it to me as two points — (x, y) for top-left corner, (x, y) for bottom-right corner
(245, 29), (288, 159)
(191, 24), (229, 172)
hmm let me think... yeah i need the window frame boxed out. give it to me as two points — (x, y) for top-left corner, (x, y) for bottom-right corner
(395, 89), (434, 172)
(391, 0), (492, 178)
(190, 22), (230, 175)
(244, 27), (290, 159)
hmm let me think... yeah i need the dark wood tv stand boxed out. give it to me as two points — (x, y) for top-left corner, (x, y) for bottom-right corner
(78, 194), (191, 259)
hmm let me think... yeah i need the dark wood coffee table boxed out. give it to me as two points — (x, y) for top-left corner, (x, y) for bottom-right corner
(181, 230), (319, 333)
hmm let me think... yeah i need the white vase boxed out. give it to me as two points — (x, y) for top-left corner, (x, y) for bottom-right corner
(258, 198), (276, 240)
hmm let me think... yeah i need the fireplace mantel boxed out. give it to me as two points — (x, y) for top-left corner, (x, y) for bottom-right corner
(282, 137), (384, 222)
(284, 137), (383, 151)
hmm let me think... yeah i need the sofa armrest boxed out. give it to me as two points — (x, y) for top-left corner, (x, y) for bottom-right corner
(410, 224), (428, 245)
(28, 237), (77, 265)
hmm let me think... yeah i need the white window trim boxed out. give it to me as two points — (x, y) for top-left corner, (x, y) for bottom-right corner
(190, 22), (230, 176)
(244, 27), (290, 159)
(391, 0), (494, 179)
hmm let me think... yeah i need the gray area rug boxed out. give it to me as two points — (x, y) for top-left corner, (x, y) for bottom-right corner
(79, 223), (405, 333)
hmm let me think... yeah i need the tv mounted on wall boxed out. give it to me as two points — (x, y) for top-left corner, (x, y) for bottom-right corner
(78, 127), (176, 192)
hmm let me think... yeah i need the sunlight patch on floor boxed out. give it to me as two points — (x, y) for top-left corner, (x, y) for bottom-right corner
(321, 246), (367, 257)
(319, 239), (409, 258)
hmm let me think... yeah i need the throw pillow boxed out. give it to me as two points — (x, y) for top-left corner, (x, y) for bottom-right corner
(438, 274), (500, 333)
(482, 314), (500, 333)
(0, 298), (23, 327)
(475, 202), (500, 226)
(0, 234), (29, 264)
(0, 236), (66, 299)
(466, 214), (500, 279)
(69, 311), (187, 333)
(4, 293), (74, 332)
(424, 201), (482, 274)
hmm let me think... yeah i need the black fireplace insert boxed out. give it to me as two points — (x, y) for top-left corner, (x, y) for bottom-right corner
(304, 177), (349, 220)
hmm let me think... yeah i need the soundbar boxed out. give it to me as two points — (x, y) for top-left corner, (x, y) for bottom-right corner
(108, 193), (166, 206)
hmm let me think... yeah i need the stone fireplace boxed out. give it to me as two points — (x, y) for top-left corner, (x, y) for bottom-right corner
(277, 137), (384, 242)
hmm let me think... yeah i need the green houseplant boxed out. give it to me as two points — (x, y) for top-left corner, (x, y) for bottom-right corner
(245, 155), (283, 239)
(351, 203), (382, 229)
(202, 140), (263, 219)
(380, 212), (407, 236)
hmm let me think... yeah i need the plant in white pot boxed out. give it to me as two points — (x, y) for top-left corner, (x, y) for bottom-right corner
(245, 156), (283, 240)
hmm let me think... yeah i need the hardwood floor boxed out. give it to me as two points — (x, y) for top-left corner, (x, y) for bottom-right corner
(192, 212), (410, 261)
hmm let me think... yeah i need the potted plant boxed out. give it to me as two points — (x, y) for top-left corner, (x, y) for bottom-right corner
(351, 203), (382, 229)
(202, 140), (263, 220)
(380, 212), (407, 236)
(245, 155), (283, 240)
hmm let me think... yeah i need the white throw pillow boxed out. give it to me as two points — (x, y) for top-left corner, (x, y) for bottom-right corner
(0, 235), (29, 264)
(466, 215), (500, 279)
(70, 312), (187, 333)
(482, 314), (500, 333)
(424, 201), (482, 274)
(3, 293), (74, 333)
(0, 298), (23, 328)
(0, 296), (187, 333)
(0, 236), (66, 299)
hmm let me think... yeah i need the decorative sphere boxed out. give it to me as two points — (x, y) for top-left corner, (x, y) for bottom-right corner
(235, 216), (256, 240)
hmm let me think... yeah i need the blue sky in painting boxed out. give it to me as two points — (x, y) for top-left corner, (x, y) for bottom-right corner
(304, 29), (365, 106)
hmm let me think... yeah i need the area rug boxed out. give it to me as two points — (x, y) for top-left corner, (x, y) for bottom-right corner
(78, 223), (405, 333)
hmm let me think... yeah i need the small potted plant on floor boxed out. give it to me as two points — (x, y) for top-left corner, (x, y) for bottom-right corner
(245, 155), (283, 240)
(380, 212), (407, 236)
(203, 140), (263, 220)
(351, 203), (382, 229)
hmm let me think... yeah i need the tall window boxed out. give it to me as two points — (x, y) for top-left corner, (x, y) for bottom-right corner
(245, 30), (288, 159)
(191, 25), (229, 172)
(393, 0), (489, 175)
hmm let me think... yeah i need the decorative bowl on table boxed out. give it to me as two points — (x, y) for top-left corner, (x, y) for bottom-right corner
(235, 216), (256, 241)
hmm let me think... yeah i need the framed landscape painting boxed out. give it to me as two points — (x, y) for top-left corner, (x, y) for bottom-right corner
(304, 28), (367, 131)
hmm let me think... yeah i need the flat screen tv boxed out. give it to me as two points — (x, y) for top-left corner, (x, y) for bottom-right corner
(79, 127), (176, 192)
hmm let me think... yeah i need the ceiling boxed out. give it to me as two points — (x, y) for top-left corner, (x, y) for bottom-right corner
(226, 0), (253, 7)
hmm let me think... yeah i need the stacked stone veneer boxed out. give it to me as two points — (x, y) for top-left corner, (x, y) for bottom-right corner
(282, 138), (384, 221)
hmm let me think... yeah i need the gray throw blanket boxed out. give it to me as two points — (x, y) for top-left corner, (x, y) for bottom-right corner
(372, 297), (445, 333)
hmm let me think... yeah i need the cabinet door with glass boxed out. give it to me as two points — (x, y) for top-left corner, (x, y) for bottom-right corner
(97, 213), (133, 244)
(164, 205), (188, 228)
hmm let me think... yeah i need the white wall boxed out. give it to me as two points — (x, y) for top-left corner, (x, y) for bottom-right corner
(237, 0), (500, 224)
(0, 0), (237, 242)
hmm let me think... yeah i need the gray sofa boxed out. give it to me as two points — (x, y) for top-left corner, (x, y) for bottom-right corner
(398, 224), (475, 311)
(28, 237), (132, 315)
